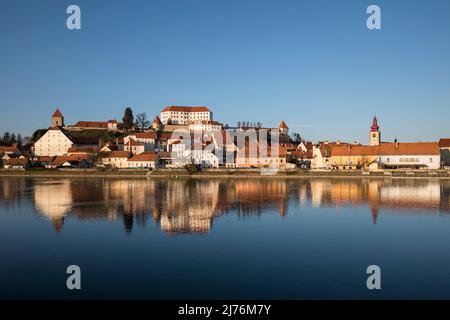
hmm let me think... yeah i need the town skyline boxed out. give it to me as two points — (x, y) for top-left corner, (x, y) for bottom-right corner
(0, 105), (447, 145)
(1, 0), (450, 142)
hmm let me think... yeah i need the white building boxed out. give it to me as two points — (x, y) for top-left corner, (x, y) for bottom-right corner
(34, 127), (74, 156)
(124, 132), (156, 151)
(160, 106), (212, 125)
(188, 120), (222, 132)
(377, 142), (441, 169)
(127, 152), (160, 169)
(311, 143), (332, 170)
(101, 151), (129, 168)
(33, 127), (99, 157)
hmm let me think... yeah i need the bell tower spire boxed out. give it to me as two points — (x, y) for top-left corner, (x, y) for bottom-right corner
(369, 115), (380, 146)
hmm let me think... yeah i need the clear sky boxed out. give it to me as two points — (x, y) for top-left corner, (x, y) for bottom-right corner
(1, 0), (449, 143)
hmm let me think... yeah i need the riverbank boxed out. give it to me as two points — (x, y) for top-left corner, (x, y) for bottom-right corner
(1, 168), (450, 179)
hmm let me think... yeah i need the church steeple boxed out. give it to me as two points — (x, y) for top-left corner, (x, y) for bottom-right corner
(371, 115), (379, 132)
(369, 115), (380, 146)
(52, 107), (64, 127)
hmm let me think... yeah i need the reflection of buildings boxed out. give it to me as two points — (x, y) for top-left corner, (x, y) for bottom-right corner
(309, 178), (449, 223)
(2, 177), (449, 233)
(233, 180), (289, 217)
(158, 180), (220, 233)
(34, 180), (73, 231)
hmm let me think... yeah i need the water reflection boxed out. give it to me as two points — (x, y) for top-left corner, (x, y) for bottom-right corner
(1, 177), (449, 233)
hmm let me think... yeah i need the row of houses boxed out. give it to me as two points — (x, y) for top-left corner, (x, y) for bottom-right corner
(310, 117), (448, 170)
(3, 107), (449, 171)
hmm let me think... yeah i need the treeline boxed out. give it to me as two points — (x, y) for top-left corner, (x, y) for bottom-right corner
(0, 132), (23, 147)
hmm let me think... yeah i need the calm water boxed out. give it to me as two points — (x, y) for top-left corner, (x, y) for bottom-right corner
(0, 177), (450, 299)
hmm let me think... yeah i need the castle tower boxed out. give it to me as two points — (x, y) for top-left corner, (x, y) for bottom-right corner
(278, 120), (289, 134)
(369, 115), (380, 146)
(52, 108), (64, 127)
(152, 115), (163, 131)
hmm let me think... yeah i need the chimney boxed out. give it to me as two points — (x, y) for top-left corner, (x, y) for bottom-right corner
(396, 142), (399, 148)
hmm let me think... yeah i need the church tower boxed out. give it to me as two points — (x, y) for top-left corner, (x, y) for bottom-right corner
(52, 108), (64, 127)
(369, 115), (380, 146)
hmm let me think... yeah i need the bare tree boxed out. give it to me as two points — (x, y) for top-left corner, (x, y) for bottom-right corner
(135, 113), (150, 132)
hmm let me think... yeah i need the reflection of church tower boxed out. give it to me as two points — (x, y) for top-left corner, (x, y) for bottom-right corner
(371, 206), (379, 224)
(52, 217), (65, 232)
(52, 108), (64, 127)
(279, 202), (287, 218)
(369, 115), (380, 146)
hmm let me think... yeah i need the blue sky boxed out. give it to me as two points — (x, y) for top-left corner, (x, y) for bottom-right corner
(1, 0), (449, 142)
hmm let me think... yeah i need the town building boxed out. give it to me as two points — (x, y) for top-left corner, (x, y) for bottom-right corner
(101, 151), (129, 168)
(33, 127), (99, 157)
(439, 138), (450, 167)
(160, 106), (212, 125)
(3, 156), (28, 169)
(29, 156), (54, 168)
(188, 120), (223, 132)
(124, 139), (145, 155)
(329, 142), (441, 170)
(152, 116), (163, 131)
(235, 143), (288, 169)
(127, 152), (160, 169)
(124, 132), (157, 151)
(47, 154), (93, 169)
(0, 144), (20, 155)
(70, 120), (119, 132)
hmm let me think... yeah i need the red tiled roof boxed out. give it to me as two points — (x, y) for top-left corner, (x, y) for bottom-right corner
(157, 152), (172, 159)
(50, 154), (90, 166)
(153, 116), (162, 124)
(161, 106), (211, 113)
(103, 151), (129, 158)
(133, 132), (157, 139)
(127, 139), (145, 146)
(439, 138), (450, 148)
(73, 121), (108, 129)
(291, 150), (313, 159)
(4, 158), (28, 166)
(68, 146), (99, 153)
(158, 132), (172, 140)
(330, 142), (440, 156)
(0, 145), (18, 153)
(279, 121), (288, 129)
(31, 156), (54, 163)
(52, 108), (63, 117)
(128, 152), (158, 162)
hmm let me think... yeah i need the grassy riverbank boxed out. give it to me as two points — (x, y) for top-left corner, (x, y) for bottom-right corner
(1, 168), (450, 179)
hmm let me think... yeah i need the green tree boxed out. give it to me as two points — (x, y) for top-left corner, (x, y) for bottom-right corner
(135, 113), (149, 132)
(291, 132), (302, 144)
(32, 129), (48, 142)
(2, 132), (11, 145)
(10, 133), (17, 144)
(122, 107), (134, 130)
(17, 134), (23, 149)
